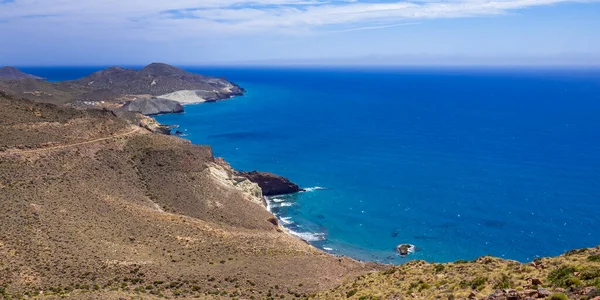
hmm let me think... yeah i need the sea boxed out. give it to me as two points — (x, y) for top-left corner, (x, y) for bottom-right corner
(21, 66), (600, 264)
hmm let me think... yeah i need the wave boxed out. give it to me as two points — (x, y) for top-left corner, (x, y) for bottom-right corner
(303, 186), (328, 192)
(288, 229), (326, 242)
(270, 197), (286, 203)
(280, 217), (294, 225)
(323, 247), (334, 251)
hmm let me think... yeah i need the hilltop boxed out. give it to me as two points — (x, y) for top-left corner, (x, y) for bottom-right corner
(0, 66), (45, 80)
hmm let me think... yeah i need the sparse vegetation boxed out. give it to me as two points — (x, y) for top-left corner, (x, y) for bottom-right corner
(548, 292), (568, 300)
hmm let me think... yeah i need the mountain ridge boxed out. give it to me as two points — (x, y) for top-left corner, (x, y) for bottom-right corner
(0, 66), (45, 80)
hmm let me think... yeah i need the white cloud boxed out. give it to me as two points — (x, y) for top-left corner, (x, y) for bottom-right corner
(0, 0), (598, 38)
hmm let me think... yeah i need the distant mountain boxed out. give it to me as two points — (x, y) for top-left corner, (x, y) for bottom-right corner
(0, 66), (45, 80)
(70, 63), (244, 102)
(0, 63), (245, 109)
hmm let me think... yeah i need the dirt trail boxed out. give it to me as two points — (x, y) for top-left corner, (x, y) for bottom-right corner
(0, 126), (143, 155)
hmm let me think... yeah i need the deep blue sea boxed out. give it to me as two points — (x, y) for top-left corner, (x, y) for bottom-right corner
(22, 66), (600, 264)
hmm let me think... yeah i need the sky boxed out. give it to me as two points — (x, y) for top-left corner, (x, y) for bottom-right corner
(1, 0), (600, 66)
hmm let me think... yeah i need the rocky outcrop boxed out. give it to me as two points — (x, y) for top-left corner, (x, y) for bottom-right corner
(237, 171), (303, 196)
(0, 66), (45, 80)
(113, 110), (171, 135)
(397, 244), (412, 256)
(209, 159), (265, 208)
(117, 98), (184, 116)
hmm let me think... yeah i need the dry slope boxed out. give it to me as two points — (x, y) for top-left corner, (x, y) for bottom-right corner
(0, 93), (380, 299)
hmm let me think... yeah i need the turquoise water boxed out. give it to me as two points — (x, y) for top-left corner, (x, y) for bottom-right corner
(23, 66), (600, 264)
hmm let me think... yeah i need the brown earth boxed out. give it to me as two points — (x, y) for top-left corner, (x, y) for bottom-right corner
(0, 93), (381, 299)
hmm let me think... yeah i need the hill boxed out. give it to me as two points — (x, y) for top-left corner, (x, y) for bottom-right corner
(317, 248), (600, 299)
(0, 66), (45, 80)
(70, 63), (244, 103)
(0, 63), (244, 110)
(0, 92), (379, 299)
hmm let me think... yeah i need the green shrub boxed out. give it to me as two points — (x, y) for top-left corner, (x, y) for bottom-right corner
(434, 264), (445, 273)
(580, 267), (600, 280)
(346, 289), (358, 297)
(470, 277), (488, 290)
(460, 277), (488, 290)
(548, 266), (578, 287)
(565, 277), (582, 287)
(418, 283), (431, 291)
(383, 268), (397, 275)
(548, 293), (568, 300)
(588, 255), (600, 262)
(493, 274), (512, 289)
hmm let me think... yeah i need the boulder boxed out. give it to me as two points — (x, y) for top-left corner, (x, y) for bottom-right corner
(397, 244), (413, 256)
(237, 171), (302, 196)
(537, 288), (551, 298)
(118, 98), (184, 116)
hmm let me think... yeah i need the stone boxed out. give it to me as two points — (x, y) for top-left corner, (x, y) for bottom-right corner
(237, 171), (302, 196)
(537, 288), (551, 297)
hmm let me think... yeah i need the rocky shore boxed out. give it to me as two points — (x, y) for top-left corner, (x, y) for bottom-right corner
(237, 171), (304, 196)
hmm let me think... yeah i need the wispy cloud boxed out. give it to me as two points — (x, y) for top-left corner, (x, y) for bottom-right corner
(0, 0), (598, 40)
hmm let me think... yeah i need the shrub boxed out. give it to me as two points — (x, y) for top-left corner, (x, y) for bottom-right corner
(588, 255), (600, 262)
(548, 293), (568, 300)
(493, 274), (512, 289)
(463, 277), (488, 290)
(346, 289), (358, 297)
(548, 266), (578, 287)
(565, 249), (587, 256)
(580, 267), (600, 280)
(434, 264), (445, 273)
(418, 283), (431, 291)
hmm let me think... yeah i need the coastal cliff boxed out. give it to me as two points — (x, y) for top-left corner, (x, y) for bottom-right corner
(0, 93), (378, 299)
(238, 171), (304, 196)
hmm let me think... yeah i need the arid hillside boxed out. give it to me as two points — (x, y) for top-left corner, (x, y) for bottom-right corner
(316, 248), (600, 300)
(0, 93), (379, 299)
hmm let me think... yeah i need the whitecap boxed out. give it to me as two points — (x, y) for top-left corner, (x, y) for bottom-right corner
(323, 247), (334, 251)
(280, 217), (294, 225)
(303, 186), (327, 192)
(271, 197), (286, 203)
(288, 229), (326, 242)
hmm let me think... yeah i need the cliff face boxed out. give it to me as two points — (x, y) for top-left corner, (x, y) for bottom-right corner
(0, 94), (378, 299)
(238, 171), (304, 196)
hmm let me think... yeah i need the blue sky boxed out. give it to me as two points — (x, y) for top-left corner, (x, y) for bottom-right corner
(1, 0), (599, 66)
